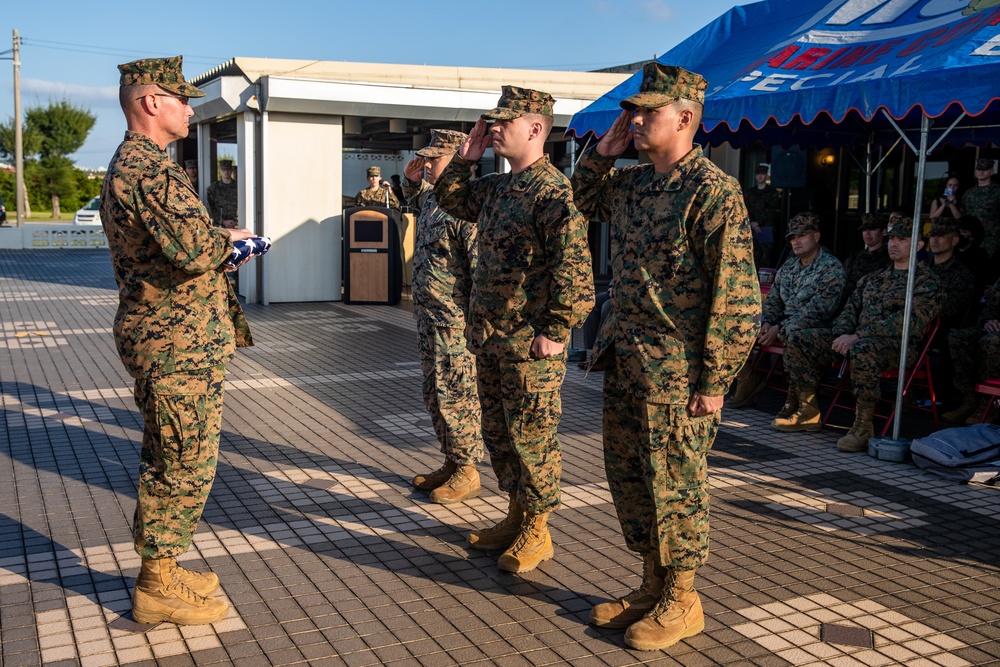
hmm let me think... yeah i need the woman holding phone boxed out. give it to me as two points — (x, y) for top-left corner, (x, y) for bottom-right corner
(930, 176), (962, 220)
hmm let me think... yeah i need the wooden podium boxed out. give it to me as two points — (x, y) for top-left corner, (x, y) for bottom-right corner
(343, 207), (402, 305)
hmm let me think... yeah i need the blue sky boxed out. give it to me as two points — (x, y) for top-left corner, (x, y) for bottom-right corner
(1, 0), (744, 167)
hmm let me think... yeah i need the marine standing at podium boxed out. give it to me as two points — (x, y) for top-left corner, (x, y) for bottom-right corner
(434, 86), (594, 574)
(355, 165), (400, 209)
(403, 129), (484, 505)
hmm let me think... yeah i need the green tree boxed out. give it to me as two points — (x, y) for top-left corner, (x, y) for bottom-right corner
(23, 100), (96, 218)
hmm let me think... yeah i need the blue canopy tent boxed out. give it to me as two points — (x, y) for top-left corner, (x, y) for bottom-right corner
(567, 0), (1000, 440)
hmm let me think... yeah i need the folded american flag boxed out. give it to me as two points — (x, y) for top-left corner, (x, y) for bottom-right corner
(224, 236), (271, 268)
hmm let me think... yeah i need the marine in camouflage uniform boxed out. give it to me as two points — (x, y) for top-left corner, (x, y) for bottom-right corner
(962, 158), (1000, 256)
(355, 165), (400, 209)
(946, 277), (1000, 422)
(743, 165), (782, 268)
(403, 129), (484, 504)
(434, 86), (594, 573)
(776, 217), (941, 451)
(927, 223), (976, 331)
(842, 213), (891, 300)
(728, 213), (845, 410)
(206, 159), (238, 228)
(102, 56), (254, 625)
(573, 63), (760, 651)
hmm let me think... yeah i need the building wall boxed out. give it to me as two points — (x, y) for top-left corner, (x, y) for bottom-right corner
(262, 112), (343, 302)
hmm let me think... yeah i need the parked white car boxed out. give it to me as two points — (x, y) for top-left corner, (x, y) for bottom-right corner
(73, 196), (101, 225)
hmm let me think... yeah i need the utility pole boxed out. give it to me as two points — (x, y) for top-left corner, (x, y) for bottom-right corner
(13, 29), (24, 226)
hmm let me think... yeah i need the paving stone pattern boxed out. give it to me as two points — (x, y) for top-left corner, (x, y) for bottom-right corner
(1, 249), (999, 667)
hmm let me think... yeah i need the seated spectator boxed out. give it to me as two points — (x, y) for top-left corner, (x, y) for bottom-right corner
(943, 278), (1000, 423)
(580, 282), (612, 369)
(774, 217), (941, 452)
(728, 212), (845, 411)
(842, 213), (890, 300)
(956, 216), (995, 297)
(927, 220), (975, 331)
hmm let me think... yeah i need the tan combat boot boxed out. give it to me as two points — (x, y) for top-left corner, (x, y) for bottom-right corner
(941, 394), (977, 423)
(412, 459), (457, 491)
(132, 558), (228, 625)
(590, 553), (666, 629)
(772, 391), (821, 432)
(468, 498), (525, 551)
(173, 563), (220, 597)
(624, 569), (704, 651)
(725, 365), (760, 409)
(497, 512), (554, 573)
(965, 397), (991, 425)
(837, 400), (875, 452)
(429, 465), (481, 505)
(775, 383), (799, 419)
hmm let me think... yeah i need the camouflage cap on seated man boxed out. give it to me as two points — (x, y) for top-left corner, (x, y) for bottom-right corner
(976, 158), (995, 171)
(929, 219), (961, 236)
(886, 216), (915, 238)
(118, 55), (205, 98)
(482, 86), (555, 121)
(621, 62), (707, 110)
(416, 129), (468, 158)
(367, 166), (381, 178)
(785, 212), (820, 237)
(858, 213), (885, 231)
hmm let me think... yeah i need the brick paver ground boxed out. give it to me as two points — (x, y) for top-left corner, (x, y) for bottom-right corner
(1, 248), (999, 667)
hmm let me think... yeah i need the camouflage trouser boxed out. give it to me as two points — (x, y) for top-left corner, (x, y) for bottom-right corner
(785, 328), (911, 403)
(132, 365), (225, 559)
(603, 354), (720, 570)
(949, 328), (1000, 395)
(417, 322), (484, 466)
(477, 356), (566, 514)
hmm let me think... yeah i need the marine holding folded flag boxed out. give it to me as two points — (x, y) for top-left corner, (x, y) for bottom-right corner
(101, 55), (261, 626)
(573, 62), (760, 651)
(434, 86), (594, 574)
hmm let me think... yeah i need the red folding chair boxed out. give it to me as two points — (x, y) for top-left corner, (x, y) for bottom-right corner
(822, 317), (940, 436)
(974, 378), (1000, 422)
(749, 342), (786, 407)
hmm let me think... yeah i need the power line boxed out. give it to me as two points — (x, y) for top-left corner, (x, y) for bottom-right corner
(23, 38), (225, 65)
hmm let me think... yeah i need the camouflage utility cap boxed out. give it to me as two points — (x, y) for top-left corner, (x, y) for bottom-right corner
(976, 158), (995, 171)
(755, 164), (769, 175)
(118, 55), (205, 98)
(367, 166), (381, 177)
(184, 159), (198, 169)
(482, 86), (554, 121)
(219, 159), (234, 169)
(929, 219), (961, 236)
(621, 63), (707, 110)
(886, 216), (915, 238)
(417, 129), (468, 158)
(786, 212), (820, 237)
(859, 213), (884, 231)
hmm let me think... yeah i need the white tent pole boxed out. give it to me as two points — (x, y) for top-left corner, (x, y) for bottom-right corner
(891, 113), (930, 440)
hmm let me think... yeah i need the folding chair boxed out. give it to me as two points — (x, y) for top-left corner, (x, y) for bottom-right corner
(749, 342), (786, 407)
(822, 317), (940, 436)
(974, 378), (1000, 423)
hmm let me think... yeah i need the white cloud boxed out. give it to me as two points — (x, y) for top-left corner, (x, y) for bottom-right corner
(639, 0), (672, 22)
(21, 78), (118, 107)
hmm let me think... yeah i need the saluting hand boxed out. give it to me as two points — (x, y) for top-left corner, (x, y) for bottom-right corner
(403, 157), (424, 182)
(596, 110), (634, 158)
(459, 119), (492, 163)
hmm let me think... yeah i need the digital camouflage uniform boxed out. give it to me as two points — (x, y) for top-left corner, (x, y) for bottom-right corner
(744, 181), (781, 268)
(843, 245), (891, 300)
(785, 261), (940, 404)
(434, 145), (594, 515)
(404, 157), (483, 468)
(962, 182), (1000, 256)
(573, 142), (761, 571)
(206, 178), (238, 227)
(762, 246), (845, 337)
(355, 185), (400, 209)
(928, 255), (975, 330)
(102, 130), (252, 559)
(949, 278), (1000, 398)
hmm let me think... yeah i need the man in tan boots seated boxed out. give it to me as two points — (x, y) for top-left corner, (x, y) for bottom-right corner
(727, 212), (845, 411)
(774, 217), (940, 451)
(103, 56), (259, 625)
